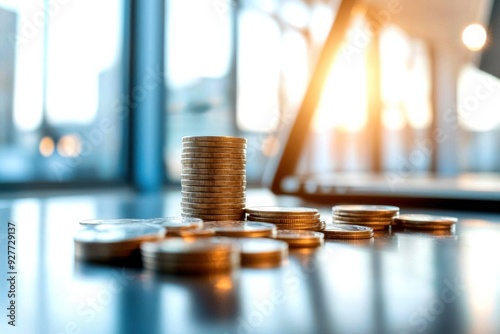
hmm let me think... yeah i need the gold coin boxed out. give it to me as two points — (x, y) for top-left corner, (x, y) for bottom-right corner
(182, 168), (245, 175)
(181, 152), (246, 159)
(182, 136), (247, 144)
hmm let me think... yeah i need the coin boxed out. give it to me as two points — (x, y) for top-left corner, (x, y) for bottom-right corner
(203, 221), (277, 238)
(145, 217), (203, 234)
(247, 216), (321, 225)
(181, 212), (246, 220)
(181, 162), (246, 170)
(79, 218), (146, 225)
(181, 152), (246, 159)
(182, 136), (247, 144)
(182, 168), (246, 175)
(181, 191), (246, 198)
(333, 219), (389, 230)
(181, 202), (245, 209)
(181, 196), (246, 204)
(170, 229), (216, 238)
(181, 158), (246, 164)
(181, 207), (245, 215)
(181, 173), (246, 181)
(182, 147), (247, 154)
(393, 214), (457, 226)
(74, 223), (165, 263)
(141, 238), (240, 274)
(182, 141), (247, 148)
(181, 185), (246, 193)
(273, 230), (324, 248)
(332, 205), (399, 215)
(246, 206), (318, 216)
(236, 238), (288, 268)
(322, 224), (374, 239)
(332, 214), (392, 223)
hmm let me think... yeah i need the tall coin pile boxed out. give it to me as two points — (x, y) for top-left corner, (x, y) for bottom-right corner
(181, 136), (247, 221)
(332, 205), (399, 230)
(246, 206), (325, 231)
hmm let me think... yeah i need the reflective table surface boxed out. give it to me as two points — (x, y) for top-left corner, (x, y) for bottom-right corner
(1, 188), (500, 334)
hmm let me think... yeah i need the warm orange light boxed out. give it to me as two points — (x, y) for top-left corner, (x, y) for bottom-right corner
(462, 24), (487, 51)
(57, 134), (81, 157)
(39, 136), (55, 157)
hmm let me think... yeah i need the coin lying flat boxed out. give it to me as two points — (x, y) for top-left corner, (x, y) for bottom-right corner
(393, 214), (457, 230)
(182, 141), (247, 148)
(182, 147), (247, 154)
(246, 215), (321, 224)
(181, 196), (246, 204)
(181, 173), (246, 181)
(181, 207), (245, 215)
(141, 238), (240, 274)
(145, 217), (203, 236)
(322, 224), (374, 239)
(181, 191), (246, 199)
(332, 205), (399, 215)
(246, 206), (318, 217)
(273, 230), (324, 248)
(203, 221), (277, 238)
(181, 185), (246, 193)
(79, 218), (146, 225)
(181, 202), (245, 209)
(236, 238), (288, 268)
(182, 152), (246, 159)
(182, 136), (247, 144)
(171, 229), (216, 239)
(181, 212), (246, 221)
(74, 223), (165, 264)
(332, 204), (399, 230)
(182, 168), (246, 175)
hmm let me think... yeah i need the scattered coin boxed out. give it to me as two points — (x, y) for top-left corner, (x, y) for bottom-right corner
(74, 223), (165, 264)
(393, 214), (457, 230)
(236, 238), (288, 268)
(322, 224), (374, 239)
(145, 217), (203, 236)
(141, 238), (240, 274)
(273, 230), (324, 248)
(246, 206), (321, 230)
(332, 204), (399, 230)
(203, 221), (277, 238)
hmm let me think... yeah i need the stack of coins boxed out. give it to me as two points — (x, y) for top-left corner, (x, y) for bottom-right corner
(141, 238), (240, 275)
(246, 206), (325, 231)
(322, 224), (374, 239)
(236, 238), (288, 268)
(392, 214), (457, 230)
(203, 221), (277, 238)
(181, 136), (247, 221)
(74, 223), (165, 265)
(146, 217), (203, 236)
(332, 205), (399, 230)
(274, 230), (324, 248)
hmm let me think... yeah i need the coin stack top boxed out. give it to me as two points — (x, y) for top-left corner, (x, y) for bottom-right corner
(246, 206), (325, 231)
(332, 205), (399, 230)
(181, 136), (247, 221)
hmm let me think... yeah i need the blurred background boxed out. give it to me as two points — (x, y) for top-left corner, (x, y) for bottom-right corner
(0, 0), (499, 192)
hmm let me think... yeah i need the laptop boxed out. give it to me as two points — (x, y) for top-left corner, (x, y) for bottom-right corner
(263, 0), (500, 211)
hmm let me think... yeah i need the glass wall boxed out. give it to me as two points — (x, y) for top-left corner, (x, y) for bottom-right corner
(0, 0), (126, 184)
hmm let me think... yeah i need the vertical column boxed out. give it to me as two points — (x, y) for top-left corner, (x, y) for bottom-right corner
(130, 0), (166, 191)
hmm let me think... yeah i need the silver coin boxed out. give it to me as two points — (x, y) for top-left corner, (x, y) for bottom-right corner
(393, 214), (457, 226)
(145, 217), (203, 231)
(75, 223), (165, 243)
(203, 221), (276, 237)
